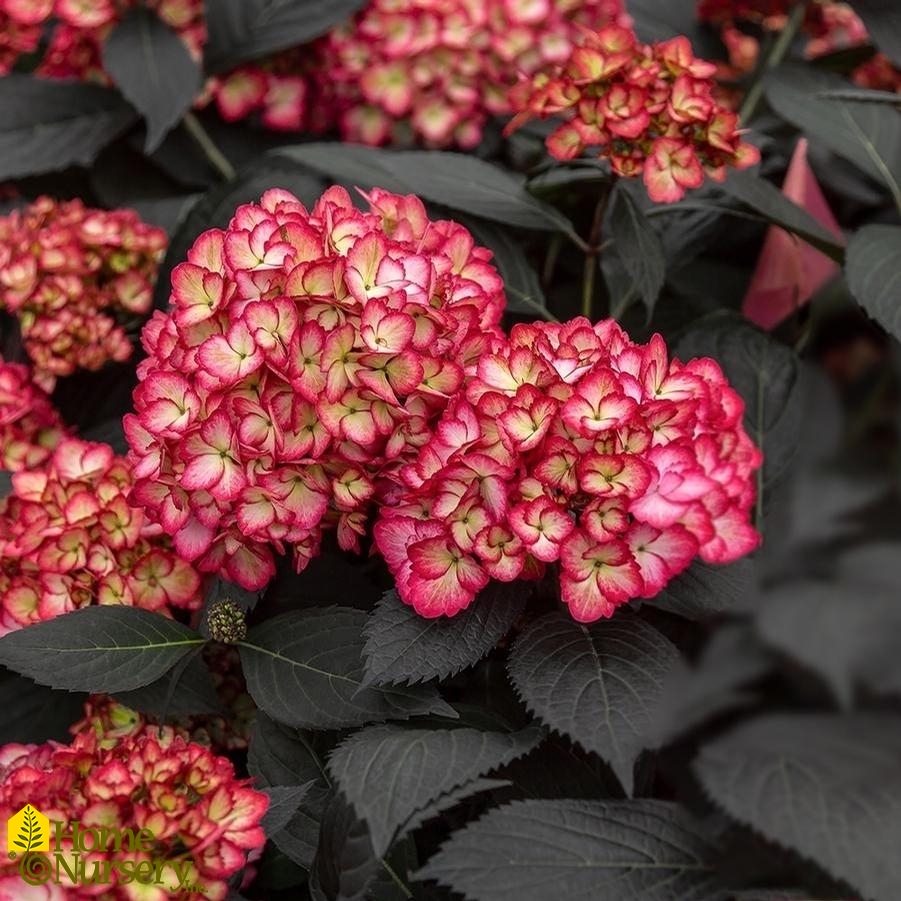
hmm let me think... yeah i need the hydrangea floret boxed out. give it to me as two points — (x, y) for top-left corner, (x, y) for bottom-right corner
(0, 437), (202, 636)
(0, 700), (268, 901)
(374, 318), (762, 621)
(0, 357), (66, 472)
(0, 197), (167, 383)
(505, 23), (761, 202)
(126, 186), (505, 589)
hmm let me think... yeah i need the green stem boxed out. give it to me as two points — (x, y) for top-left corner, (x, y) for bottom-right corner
(182, 112), (237, 182)
(739, 0), (807, 124)
(380, 858), (414, 899)
(581, 178), (615, 320)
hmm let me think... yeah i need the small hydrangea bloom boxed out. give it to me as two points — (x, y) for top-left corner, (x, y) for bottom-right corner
(0, 437), (202, 635)
(375, 318), (762, 621)
(299, 0), (630, 147)
(506, 23), (760, 202)
(698, 0), (901, 96)
(0, 197), (167, 384)
(0, 357), (66, 471)
(0, 700), (268, 901)
(127, 186), (505, 590)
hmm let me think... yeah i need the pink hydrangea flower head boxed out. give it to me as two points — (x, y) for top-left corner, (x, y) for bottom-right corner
(0, 701), (268, 900)
(506, 23), (760, 202)
(374, 318), (762, 621)
(0, 436), (202, 635)
(205, 0), (629, 145)
(0, 197), (167, 385)
(127, 186), (506, 590)
(0, 357), (66, 471)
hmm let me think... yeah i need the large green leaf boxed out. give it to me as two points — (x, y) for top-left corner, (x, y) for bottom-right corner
(328, 724), (540, 855)
(417, 799), (723, 901)
(719, 169), (845, 261)
(765, 65), (901, 207)
(277, 144), (578, 234)
(0, 77), (137, 180)
(102, 7), (201, 152)
(845, 224), (901, 340)
(0, 607), (205, 693)
(696, 714), (901, 901)
(755, 578), (901, 706)
(676, 317), (805, 499)
(507, 612), (681, 791)
(362, 585), (529, 687)
(239, 607), (456, 729)
(458, 217), (550, 318)
(652, 558), (758, 620)
(608, 184), (666, 315)
(204, 0), (366, 72)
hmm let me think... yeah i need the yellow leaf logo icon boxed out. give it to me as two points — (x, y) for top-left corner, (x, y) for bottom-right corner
(7, 805), (49, 854)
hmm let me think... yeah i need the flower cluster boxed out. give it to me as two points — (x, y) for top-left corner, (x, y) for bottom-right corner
(0, 0), (51, 74)
(38, 0), (204, 79)
(698, 0), (901, 96)
(126, 187), (505, 589)
(0, 437), (202, 636)
(304, 0), (631, 147)
(0, 198), (167, 384)
(0, 701), (267, 901)
(75, 654), (253, 754)
(505, 24), (760, 203)
(0, 357), (66, 472)
(213, 60), (310, 133)
(374, 318), (762, 621)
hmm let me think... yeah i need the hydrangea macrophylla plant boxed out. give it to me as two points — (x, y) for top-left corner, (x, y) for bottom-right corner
(0, 437), (202, 636)
(126, 186), (505, 590)
(505, 23), (760, 202)
(0, 700), (268, 901)
(698, 0), (901, 96)
(0, 197), (167, 385)
(374, 317), (762, 621)
(0, 357), (66, 472)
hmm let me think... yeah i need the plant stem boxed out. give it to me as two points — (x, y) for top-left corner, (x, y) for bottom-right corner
(581, 178), (614, 320)
(381, 858), (414, 899)
(182, 112), (237, 182)
(739, 0), (807, 124)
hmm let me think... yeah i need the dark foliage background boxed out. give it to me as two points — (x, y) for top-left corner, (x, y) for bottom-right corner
(1, 1), (901, 899)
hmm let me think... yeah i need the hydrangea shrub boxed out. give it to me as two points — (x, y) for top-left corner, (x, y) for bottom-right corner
(0, 1), (897, 900)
